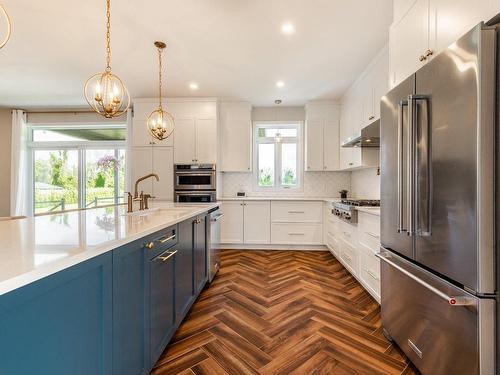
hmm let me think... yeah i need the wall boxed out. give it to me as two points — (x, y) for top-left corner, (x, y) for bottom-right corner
(0, 109), (11, 216)
(220, 106), (351, 198)
(350, 167), (380, 199)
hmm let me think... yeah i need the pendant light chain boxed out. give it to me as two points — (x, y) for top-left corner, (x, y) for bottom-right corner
(158, 46), (163, 109)
(105, 0), (112, 71)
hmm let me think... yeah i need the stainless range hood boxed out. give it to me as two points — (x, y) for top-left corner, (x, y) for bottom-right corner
(342, 120), (380, 148)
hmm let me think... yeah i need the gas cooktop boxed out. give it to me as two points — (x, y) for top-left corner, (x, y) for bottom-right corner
(333, 199), (380, 224)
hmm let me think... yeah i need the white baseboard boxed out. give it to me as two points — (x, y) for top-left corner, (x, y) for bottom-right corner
(220, 244), (328, 251)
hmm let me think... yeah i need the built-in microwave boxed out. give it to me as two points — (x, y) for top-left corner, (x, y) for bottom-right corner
(174, 164), (216, 191)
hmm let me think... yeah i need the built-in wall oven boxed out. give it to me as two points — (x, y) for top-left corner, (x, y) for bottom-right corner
(174, 164), (216, 191)
(174, 164), (217, 202)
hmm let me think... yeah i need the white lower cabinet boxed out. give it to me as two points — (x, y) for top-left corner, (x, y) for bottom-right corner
(220, 201), (270, 244)
(323, 203), (381, 303)
(220, 201), (244, 244)
(244, 201), (271, 244)
(271, 223), (323, 245)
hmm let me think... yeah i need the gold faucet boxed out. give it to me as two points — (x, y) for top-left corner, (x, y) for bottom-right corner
(127, 173), (160, 213)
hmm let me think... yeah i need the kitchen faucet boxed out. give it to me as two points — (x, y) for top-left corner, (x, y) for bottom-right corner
(127, 173), (160, 213)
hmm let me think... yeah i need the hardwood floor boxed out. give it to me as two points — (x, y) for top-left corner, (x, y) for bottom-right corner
(152, 250), (420, 375)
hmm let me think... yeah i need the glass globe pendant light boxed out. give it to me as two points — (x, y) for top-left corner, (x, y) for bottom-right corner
(84, 0), (130, 118)
(147, 41), (175, 141)
(0, 4), (12, 49)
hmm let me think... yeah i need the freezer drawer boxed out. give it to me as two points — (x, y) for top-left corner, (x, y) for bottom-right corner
(378, 250), (494, 375)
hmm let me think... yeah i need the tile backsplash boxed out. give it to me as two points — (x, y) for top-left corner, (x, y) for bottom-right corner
(350, 168), (380, 199)
(220, 171), (351, 198)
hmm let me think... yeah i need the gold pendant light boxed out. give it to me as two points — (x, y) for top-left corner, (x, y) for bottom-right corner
(0, 4), (11, 49)
(147, 41), (175, 141)
(84, 0), (130, 118)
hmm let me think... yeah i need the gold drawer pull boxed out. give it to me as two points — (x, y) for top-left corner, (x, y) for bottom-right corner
(159, 234), (176, 243)
(157, 250), (178, 262)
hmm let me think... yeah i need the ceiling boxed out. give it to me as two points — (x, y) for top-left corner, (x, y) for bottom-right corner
(0, 0), (393, 109)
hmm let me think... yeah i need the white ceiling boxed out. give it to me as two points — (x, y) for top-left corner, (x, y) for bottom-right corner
(0, 0), (393, 109)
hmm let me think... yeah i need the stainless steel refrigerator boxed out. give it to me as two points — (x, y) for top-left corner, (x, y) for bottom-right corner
(379, 22), (497, 375)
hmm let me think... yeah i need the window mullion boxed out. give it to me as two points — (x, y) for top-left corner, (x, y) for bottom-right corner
(79, 148), (85, 209)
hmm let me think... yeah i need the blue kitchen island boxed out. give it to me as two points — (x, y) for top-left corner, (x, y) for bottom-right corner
(0, 202), (218, 375)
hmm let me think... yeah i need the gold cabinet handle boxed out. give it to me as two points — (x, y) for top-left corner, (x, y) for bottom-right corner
(368, 115), (375, 120)
(159, 234), (176, 243)
(145, 241), (155, 250)
(419, 54), (426, 62)
(425, 49), (433, 57)
(157, 250), (178, 262)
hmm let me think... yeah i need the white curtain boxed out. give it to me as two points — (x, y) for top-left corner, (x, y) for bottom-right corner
(10, 110), (30, 216)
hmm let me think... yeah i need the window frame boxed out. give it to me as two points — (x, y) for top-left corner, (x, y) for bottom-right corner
(27, 124), (127, 216)
(253, 121), (303, 192)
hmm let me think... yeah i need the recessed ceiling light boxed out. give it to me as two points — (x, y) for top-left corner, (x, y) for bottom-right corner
(281, 22), (295, 35)
(189, 82), (199, 90)
(276, 81), (285, 88)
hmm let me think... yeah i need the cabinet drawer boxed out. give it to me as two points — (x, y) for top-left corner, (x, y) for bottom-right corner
(338, 220), (357, 247)
(359, 249), (381, 300)
(326, 232), (340, 257)
(340, 239), (358, 276)
(271, 223), (323, 245)
(358, 212), (380, 253)
(271, 201), (323, 223)
(144, 226), (178, 259)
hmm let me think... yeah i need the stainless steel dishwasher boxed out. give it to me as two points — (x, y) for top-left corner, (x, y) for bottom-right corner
(207, 207), (223, 282)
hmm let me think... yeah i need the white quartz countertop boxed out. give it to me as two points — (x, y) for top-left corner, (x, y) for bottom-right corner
(0, 202), (219, 296)
(356, 207), (381, 216)
(219, 196), (340, 202)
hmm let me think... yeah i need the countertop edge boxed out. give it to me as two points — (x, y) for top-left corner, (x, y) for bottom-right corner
(0, 203), (219, 296)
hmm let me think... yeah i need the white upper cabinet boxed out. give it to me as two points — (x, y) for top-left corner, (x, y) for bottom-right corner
(390, 0), (499, 88)
(430, 0), (497, 53)
(305, 102), (340, 171)
(219, 102), (252, 172)
(389, 0), (431, 88)
(173, 118), (196, 164)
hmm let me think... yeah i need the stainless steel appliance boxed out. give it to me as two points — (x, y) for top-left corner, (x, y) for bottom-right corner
(342, 120), (380, 148)
(333, 199), (380, 224)
(174, 164), (217, 202)
(174, 191), (216, 203)
(379, 22), (497, 375)
(174, 164), (216, 191)
(207, 207), (223, 282)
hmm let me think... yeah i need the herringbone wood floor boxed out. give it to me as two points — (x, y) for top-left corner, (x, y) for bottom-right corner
(152, 250), (420, 375)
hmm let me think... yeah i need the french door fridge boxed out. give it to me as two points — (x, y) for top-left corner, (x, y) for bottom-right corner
(379, 22), (497, 375)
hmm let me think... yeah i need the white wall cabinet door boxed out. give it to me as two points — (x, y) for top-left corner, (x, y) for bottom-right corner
(305, 119), (324, 171)
(173, 118), (196, 164)
(389, 0), (430, 88)
(430, 0), (494, 54)
(220, 201), (244, 244)
(131, 147), (154, 196)
(220, 103), (252, 172)
(196, 118), (217, 164)
(323, 119), (340, 171)
(152, 147), (174, 201)
(372, 51), (390, 121)
(243, 201), (271, 244)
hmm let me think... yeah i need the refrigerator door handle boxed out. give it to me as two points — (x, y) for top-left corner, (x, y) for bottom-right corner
(376, 251), (476, 306)
(397, 99), (408, 233)
(407, 95), (418, 236)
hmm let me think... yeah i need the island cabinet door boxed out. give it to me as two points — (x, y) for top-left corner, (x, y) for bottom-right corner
(194, 214), (208, 294)
(149, 247), (176, 366)
(0, 253), (113, 375)
(175, 219), (195, 321)
(113, 239), (150, 375)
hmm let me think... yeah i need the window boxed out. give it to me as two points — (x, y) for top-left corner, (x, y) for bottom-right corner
(254, 122), (302, 190)
(30, 125), (126, 215)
